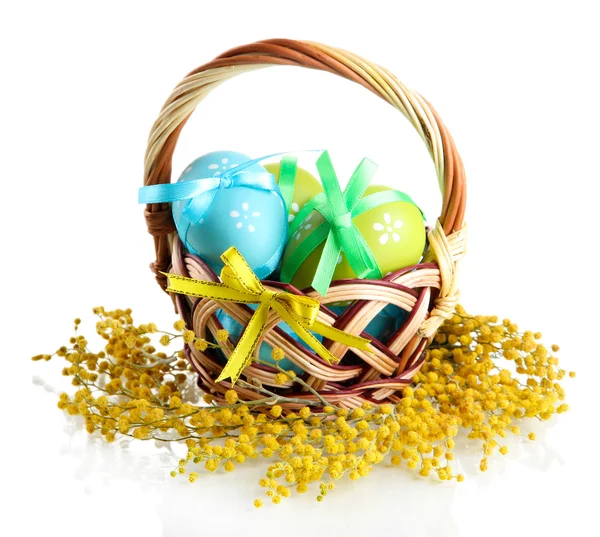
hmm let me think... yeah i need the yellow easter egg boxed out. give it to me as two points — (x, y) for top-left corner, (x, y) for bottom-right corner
(264, 162), (323, 223)
(281, 185), (426, 291)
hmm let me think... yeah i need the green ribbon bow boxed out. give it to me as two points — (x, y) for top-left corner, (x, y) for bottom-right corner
(281, 151), (420, 296)
(281, 151), (416, 296)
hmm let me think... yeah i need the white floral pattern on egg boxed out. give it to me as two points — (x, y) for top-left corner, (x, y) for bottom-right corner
(372, 213), (403, 245)
(230, 202), (260, 232)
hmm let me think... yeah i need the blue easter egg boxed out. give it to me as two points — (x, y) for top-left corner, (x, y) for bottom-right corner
(216, 307), (320, 375)
(330, 304), (408, 342)
(172, 151), (287, 278)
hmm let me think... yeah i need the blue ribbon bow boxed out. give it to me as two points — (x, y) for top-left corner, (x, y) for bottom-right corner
(139, 155), (287, 278)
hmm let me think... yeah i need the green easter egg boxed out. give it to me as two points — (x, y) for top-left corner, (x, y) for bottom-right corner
(281, 185), (426, 291)
(264, 162), (323, 223)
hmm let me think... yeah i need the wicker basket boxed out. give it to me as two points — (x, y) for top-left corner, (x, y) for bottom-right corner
(142, 39), (467, 409)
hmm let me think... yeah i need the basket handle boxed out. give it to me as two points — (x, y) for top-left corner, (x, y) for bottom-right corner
(143, 38), (466, 290)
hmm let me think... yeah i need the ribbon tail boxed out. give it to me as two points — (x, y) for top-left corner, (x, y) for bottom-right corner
(311, 320), (372, 351)
(276, 305), (340, 364)
(162, 272), (257, 303)
(220, 247), (265, 294)
(343, 157), (379, 208)
(311, 232), (342, 296)
(182, 189), (218, 224)
(178, 190), (218, 254)
(317, 151), (347, 212)
(138, 177), (221, 204)
(338, 226), (381, 280)
(216, 301), (271, 384)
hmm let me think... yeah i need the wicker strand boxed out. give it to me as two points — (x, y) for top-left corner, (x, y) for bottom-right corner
(419, 222), (467, 338)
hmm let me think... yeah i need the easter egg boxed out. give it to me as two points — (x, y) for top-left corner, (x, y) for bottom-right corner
(172, 151), (287, 279)
(215, 307), (320, 375)
(281, 185), (426, 291)
(330, 304), (408, 342)
(264, 162), (323, 223)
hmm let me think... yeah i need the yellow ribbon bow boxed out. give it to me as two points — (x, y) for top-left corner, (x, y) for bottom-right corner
(162, 247), (371, 384)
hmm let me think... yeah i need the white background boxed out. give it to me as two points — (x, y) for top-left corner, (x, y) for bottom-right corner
(2, 1), (598, 535)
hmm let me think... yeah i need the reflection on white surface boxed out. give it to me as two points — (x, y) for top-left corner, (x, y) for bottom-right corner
(35, 375), (577, 537)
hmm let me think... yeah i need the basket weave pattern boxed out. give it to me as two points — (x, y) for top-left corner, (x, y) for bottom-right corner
(142, 39), (467, 408)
